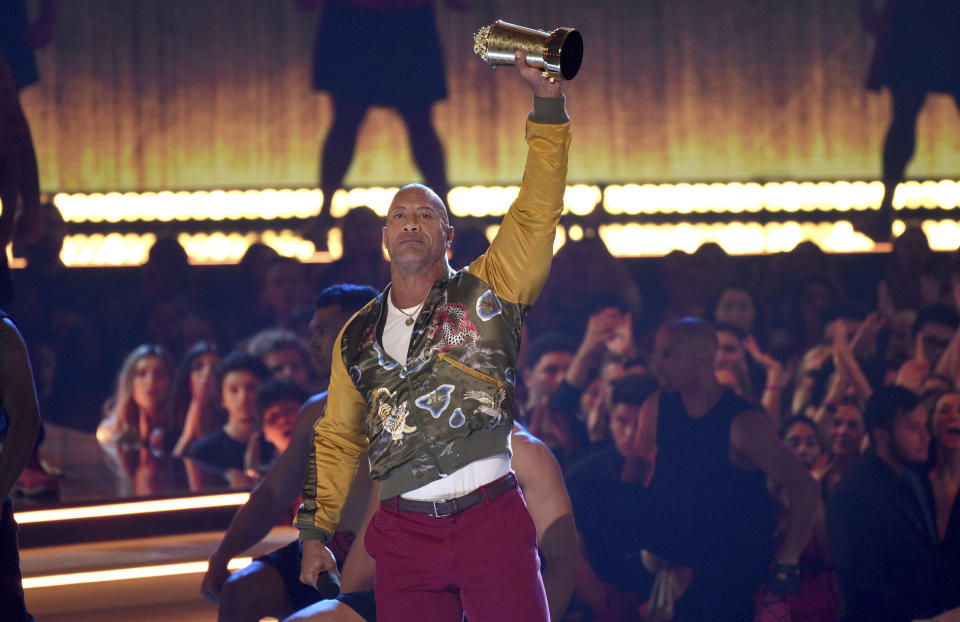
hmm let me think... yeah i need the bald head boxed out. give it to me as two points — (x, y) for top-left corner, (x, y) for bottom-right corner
(391, 184), (450, 227)
(660, 318), (719, 354)
(654, 318), (719, 392)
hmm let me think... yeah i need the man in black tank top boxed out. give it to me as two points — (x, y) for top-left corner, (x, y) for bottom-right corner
(622, 318), (819, 621)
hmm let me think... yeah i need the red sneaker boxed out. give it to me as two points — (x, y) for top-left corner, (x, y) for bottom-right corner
(14, 465), (60, 496)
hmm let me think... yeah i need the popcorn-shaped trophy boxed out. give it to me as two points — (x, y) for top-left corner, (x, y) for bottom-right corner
(473, 20), (583, 81)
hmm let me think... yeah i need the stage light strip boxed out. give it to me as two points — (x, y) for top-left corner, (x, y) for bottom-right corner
(53, 189), (325, 223)
(603, 179), (960, 215)
(22, 557), (253, 589)
(52, 180), (960, 223)
(594, 219), (960, 255)
(54, 185), (604, 223)
(13, 492), (250, 524)
(50, 219), (960, 269)
(58, 229), (331, 268)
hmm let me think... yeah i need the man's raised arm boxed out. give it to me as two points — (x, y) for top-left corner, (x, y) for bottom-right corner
(468, 51), (571, 305)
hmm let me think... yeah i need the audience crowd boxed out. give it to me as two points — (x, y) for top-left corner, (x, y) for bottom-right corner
(9, 208), (960, 621)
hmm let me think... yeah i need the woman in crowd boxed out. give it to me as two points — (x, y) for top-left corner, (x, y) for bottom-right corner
(928, 391), (960, 545)
(169, 341), (223, 457)
(755, 416), (839, 622)
(97, 344), (176, 452)
(820, 400), (866, 496)
(710, 283), (765, 345)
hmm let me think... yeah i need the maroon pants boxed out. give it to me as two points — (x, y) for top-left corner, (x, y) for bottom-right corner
(364, 482), (549, 622)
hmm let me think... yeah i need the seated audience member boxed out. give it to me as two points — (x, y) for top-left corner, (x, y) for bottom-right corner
(97, 344), (175, 452)
(308, 285), (380, 387)
(521, 333), (585, 469)
(256, 378), (310, 457)
(820, 400), (865, 496)
(314, 207), (391, 291)
(169, 341), (223, 456)
(258, 256), (312, 333)
(826, 386), (960, 621)
(202, 285), (380, 621)
(709, 282), (766, 345)
(880, 226), (934, 313)
(186, 351), (270, 482)
(896, 304), (960, 392)
(781, 415), (827, 474)
(248, 328), (314, 389)
(565, 373), (659, 621)
(764, 415), (840, 622)
(530, 236), (642, 340)
(714, 323), (785, 423)
(549, 306), (637, 449)
(928, 391), (960, 545)
(283, 424), (578, 622)
(771, 274), (842, 364)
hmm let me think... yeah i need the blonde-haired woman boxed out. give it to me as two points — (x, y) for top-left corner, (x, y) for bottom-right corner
(97, 344), (175, 452)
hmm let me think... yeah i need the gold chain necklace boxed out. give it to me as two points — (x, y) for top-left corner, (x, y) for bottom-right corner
(393, 295), (426, 326)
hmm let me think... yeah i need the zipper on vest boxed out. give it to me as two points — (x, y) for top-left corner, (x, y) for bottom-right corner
(435, 351), (503, 388)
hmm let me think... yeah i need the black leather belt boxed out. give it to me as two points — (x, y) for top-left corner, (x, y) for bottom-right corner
(385, 472), (518, 518)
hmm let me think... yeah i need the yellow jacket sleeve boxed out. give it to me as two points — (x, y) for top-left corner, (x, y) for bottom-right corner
(468, 117), (571, 305)
(296, 327), (369, 541)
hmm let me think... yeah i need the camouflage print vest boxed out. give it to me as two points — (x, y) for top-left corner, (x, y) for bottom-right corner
(339, 267), (526, 499)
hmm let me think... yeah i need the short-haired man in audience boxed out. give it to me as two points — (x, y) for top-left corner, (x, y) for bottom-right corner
(257, 378), (312, 456)
(565, 373), (659, 620)
(826, 385), (960, 621)
(522, 332), (584, 468)
(202, 284), (379, 622)
(623, 318), (818, 621)
(248, 329), (314, 389)
(914, 304), (959, 369)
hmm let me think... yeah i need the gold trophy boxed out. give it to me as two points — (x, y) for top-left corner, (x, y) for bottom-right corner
(473, 20), (583, 81)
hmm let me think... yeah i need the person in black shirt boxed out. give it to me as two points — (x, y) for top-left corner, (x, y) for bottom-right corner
(827, 385), (960, 621)
(565, 373), (658, 620)
(622, 318), (818, 621)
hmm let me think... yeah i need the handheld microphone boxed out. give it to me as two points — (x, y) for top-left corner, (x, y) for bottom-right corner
(315, 571), (341, 600)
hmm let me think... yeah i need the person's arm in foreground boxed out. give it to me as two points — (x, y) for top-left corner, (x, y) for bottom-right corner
(202, 394), (326, 602)
(512, 426), (579, 619)
(0, 317), (40, 498)
(730, 409), (819, 580)
(296, 329), (369, 587)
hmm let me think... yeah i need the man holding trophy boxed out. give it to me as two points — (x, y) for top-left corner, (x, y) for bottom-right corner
(296, 21), (580, 622)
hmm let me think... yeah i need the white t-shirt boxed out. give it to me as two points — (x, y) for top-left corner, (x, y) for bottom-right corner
(384, 294), (510, 502)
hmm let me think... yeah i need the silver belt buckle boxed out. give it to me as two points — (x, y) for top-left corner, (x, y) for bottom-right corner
(432, 500), (455, 518)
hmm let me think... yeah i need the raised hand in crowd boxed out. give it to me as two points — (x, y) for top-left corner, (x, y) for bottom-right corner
(829, 315), (875, 403)
(932, 319), (960, 388)
(743, 335), (785, 423)
(566, 308), (632, 389)
(896, 333), (932, 394)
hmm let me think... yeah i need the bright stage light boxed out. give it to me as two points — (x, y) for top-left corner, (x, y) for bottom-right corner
(14, 492), (250, 524)
(22, 557), (253, 589)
